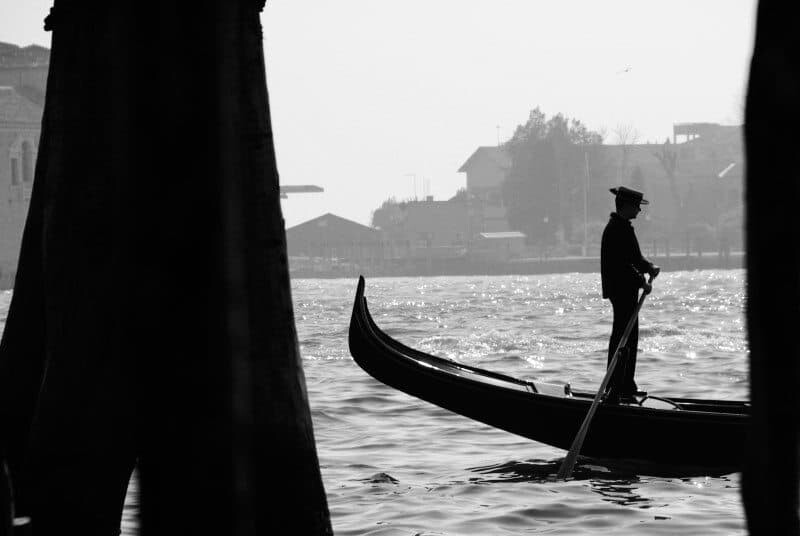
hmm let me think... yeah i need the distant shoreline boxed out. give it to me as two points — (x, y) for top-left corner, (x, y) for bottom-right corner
(0, 252), (744, 291)
(288, 251), (744, 280)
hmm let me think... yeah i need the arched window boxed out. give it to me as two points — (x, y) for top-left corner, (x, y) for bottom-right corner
(21, 140), (34, 183)
(10, 158), (20, 185)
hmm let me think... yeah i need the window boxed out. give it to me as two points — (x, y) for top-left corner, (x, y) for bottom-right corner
(21, 141), (34, 183)
(11, 158), (20, 185)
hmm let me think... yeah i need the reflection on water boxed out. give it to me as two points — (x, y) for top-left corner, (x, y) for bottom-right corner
(468, 459), (565, 483)
(589, 478), (654, 508)
(469, 459), (660, 508)
(469, 456), (740, 512)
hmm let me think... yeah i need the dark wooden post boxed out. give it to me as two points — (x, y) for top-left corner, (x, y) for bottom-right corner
(742, 0), (800, 533)
(0, 1), (332, 534)
(0, 462), (11, 536)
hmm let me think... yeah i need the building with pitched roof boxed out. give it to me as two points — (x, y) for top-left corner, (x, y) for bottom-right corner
(286, 213), (382, 275)
(457, 146), (511, 205)
(456, 146), (517, 239)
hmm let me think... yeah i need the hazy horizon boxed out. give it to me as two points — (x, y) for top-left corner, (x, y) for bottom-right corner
(2, 1), (756, 228)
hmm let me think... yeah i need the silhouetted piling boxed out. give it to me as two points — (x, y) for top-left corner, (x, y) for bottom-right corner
(742, 1), (800, 533)
(0, 1), (332, 534)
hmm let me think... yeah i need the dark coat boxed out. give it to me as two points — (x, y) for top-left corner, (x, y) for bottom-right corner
(601, 212), (654, 299)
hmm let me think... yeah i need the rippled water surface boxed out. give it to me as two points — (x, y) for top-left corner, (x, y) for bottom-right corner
(299, 270), (747, 535)
(1, 270), (749, 534)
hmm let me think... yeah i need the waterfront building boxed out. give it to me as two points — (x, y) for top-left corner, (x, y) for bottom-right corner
(457, 146), (515, 235)
(368, 146), (525, 267)
(0, 43), (48, 288)
(602, 122), (744, 253)
(457, 146), (511, 205)
(0, 86), (42, 287)
(0, 42), (49, 104)
(471, 231), (526, 262)
(401, 197), (470, 259)
(372, 196), (474, 262)
(456, 122), (744, 257)
(286, 213), (382, 275)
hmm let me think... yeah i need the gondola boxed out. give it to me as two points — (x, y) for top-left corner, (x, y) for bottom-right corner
(348, 276), (750, 470)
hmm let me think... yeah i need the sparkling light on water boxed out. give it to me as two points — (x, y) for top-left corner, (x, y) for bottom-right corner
(296, 269), (747, 535)
(0, 270), (748, 535)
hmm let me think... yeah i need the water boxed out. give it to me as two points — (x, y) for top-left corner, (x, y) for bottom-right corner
(298, 270), (747, 535)
(0, 269), (749, 534)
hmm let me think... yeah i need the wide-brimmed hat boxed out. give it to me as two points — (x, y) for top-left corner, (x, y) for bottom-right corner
(610, 186), (649, 205)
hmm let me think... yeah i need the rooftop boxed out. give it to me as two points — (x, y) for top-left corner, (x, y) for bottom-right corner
(458, 146), (512, 173)
(287, 213), (377, 234)
(0, 86), (43, 124)
(0, 42), (50, 69)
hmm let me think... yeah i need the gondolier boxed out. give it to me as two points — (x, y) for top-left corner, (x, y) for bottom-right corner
(601, 186), (660, 403)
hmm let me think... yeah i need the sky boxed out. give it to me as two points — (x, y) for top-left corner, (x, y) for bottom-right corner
(3, 1), (757, 228)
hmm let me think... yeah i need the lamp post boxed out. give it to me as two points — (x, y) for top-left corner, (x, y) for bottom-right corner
(583, 151), (590, 257)
(542, 215), (549, 260)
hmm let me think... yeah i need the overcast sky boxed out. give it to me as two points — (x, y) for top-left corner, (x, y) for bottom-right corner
(3, 1), (756, 227)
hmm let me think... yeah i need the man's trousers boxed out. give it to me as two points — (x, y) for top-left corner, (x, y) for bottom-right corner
(606, 292), (640, 397)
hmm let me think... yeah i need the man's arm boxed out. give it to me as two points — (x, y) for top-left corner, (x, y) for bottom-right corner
(635, 258), (659, 279)
(617, 238), (656, 293)
(631, 230), (660, 278)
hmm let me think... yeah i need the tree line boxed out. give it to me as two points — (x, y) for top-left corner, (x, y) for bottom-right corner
(502, 107), (609, 247)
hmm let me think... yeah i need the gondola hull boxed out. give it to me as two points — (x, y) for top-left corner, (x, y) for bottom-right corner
(348, 276), (749, 470)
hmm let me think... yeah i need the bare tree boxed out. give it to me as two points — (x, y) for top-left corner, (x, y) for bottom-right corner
(653, 140), (680, 207)
(613, 123), (640, 183)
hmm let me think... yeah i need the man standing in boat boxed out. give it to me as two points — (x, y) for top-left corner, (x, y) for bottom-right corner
(601, 186), (660, 403)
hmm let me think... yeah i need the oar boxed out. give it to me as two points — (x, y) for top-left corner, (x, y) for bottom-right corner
(556, 274), (655, 480)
